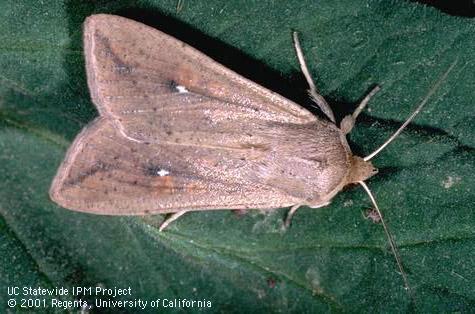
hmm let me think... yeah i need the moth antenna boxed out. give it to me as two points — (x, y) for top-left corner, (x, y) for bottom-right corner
(364, 59), (458, 161)
(292, 31), (336, 123)
(358, 181), (412, 293)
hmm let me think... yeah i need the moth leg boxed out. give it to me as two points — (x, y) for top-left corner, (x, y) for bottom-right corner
(292, 32), (336, 123)
(158, 210), (188, 232)
(340, 86), (380, 134)
(283, 204), (301, 229)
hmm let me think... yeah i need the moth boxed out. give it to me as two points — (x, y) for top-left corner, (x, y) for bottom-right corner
(50, 14), (456, 291)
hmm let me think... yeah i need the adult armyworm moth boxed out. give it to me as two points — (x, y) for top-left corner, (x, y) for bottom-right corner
(50, 14), (456, 291)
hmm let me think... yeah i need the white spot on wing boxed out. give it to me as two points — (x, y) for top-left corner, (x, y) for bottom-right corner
(176, 85), (189, 93)
(157, 169), (170, 177)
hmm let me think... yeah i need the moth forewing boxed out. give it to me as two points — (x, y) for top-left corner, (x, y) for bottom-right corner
(82, 15), (318, 131)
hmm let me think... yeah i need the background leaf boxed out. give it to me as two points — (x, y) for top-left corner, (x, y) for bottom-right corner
(0, 0), (474, 312)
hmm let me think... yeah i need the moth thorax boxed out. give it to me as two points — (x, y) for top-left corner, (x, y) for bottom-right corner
(346, 156), (378, 184)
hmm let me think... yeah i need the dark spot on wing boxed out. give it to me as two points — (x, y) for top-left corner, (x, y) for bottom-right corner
(65, 161), (112, 186)
(116, 65), (132, 75)
(169, 80), (178, 92)
(94, 32), (132, 75)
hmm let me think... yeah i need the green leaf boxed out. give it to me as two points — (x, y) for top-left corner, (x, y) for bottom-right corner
(1, 0), (474, 312)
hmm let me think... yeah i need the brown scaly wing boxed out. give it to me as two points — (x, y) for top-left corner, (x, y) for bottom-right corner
(49, 118), (310, 214)
(83, 14), (318, 144)
(49, 14), (350, 214)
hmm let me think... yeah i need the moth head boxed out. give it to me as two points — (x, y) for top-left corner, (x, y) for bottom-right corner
(346, 155), (378, 185)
